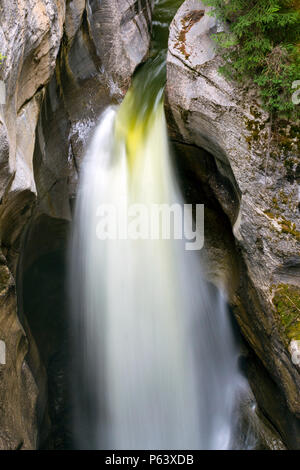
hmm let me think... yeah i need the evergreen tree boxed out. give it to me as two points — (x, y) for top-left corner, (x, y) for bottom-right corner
(203, 0), (300, 118)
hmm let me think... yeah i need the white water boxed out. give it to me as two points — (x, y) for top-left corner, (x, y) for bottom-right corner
(69, 95), (247, 449)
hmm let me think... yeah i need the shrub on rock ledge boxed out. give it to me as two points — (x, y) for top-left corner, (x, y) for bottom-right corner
(203, 0), (300, 118)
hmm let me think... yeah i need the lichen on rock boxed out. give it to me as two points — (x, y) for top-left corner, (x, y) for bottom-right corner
(273, 284), (300, 343)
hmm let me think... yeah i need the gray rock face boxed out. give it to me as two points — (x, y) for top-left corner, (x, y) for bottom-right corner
(166, 0), (300, 448)
(0, 0), (66, 449)
(0, 0), (153, 449)
(86, 0), (154, 93)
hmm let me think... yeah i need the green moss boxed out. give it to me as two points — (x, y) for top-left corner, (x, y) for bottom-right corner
(272, 197), (280, 211)
(277, 123), (300, 153)
(0, 53), (6, 65)
(279, 190), (289, 205)
(202, 0), (300, 118)
(289, 124), (300, 140)
(273, 284), (300, 342)
(284, 158), (295, 170)
(244, 118), (267, 143)
(278, 135), (298, 152)
(279, 217), (300, 241)
(0, 265), (10, 296)
(264, 210), (275, 219)
(270, 151), (279, 160)
(250, 106), (262, 120)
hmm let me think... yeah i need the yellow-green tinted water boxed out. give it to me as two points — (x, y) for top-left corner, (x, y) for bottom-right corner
(115, 0), (184, 170)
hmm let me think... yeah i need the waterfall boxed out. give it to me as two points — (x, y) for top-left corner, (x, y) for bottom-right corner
(69, 47), (248, 449)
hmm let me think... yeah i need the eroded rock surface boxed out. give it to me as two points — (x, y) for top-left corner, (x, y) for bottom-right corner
(0, 0), (66, 449)
(86, 0), (154, 93)
(166, 0), (300, 448)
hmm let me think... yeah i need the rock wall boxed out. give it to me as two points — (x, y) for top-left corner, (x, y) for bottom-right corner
(166, 0), (300, 448)
(0, 0), (153, 449)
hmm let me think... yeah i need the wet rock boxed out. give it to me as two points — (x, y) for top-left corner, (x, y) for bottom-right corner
(86, 0), (154, 93)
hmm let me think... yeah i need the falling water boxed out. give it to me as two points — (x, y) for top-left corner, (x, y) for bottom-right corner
(69, 1), (250, 451)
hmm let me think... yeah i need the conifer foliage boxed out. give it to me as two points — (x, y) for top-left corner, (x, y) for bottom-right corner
(203, 0), (300, 118)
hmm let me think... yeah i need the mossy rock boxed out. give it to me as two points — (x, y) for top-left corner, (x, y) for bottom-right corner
(279, 217), (300, 242)
(273, 284), (300, 343)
